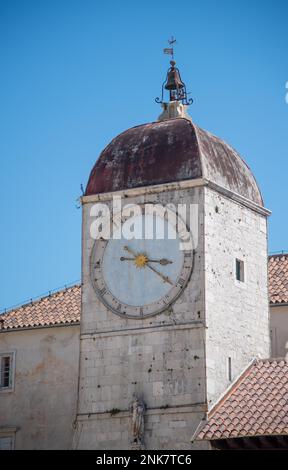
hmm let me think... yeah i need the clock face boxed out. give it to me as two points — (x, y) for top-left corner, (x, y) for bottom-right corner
(90, 206), (194, 318)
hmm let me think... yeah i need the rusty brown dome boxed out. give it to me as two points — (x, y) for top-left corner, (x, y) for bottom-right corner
(85, 118), (263, 206)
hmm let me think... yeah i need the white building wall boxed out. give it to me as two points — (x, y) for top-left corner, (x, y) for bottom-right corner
(204, 187), (270, 406)
(0, 325), (80, 449)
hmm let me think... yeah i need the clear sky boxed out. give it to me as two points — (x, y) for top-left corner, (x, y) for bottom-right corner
(0, 0), (287, 310)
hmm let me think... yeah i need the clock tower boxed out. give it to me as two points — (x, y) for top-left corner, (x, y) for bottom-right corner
(73, 60), (270, 450)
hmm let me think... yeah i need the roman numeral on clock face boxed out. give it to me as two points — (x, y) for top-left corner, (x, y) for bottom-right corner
(163, 294), (171, 304)
(99, 287), (107, 296)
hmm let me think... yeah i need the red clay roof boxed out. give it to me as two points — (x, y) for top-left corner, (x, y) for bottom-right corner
(197, 358), (288, 441)
(0, 285), (81, 330)
(269, 254), (288, 304)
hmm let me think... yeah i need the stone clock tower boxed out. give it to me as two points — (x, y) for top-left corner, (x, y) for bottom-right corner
(73, 60), (270, 449)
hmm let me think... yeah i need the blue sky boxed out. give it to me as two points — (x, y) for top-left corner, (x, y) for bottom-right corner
(0, 0), (287, 310)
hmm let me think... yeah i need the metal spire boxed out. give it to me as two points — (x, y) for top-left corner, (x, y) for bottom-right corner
(156, 37), (193, 106)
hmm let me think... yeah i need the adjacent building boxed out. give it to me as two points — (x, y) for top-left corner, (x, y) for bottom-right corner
(269, 254), (288, 358)
(0, 286), (80, 450)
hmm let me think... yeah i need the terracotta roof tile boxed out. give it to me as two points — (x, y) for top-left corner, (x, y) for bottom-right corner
(269, 254), (288, 304)
(0, 285), (81, 330)
(197, 358), (288, 441)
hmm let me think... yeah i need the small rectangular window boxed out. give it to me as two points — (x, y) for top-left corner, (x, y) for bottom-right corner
(0, 354), (14, 390)
(228, 357), (232, 382)
(0, 436), (13, 450)
(0, 428), (17, 450)
(236, 259), (244, 282)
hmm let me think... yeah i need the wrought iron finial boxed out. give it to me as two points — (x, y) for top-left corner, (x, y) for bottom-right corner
(156, 37), (193, 106)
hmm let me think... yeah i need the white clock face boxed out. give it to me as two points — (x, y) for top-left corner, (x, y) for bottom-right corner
(90, 208), (193, 318)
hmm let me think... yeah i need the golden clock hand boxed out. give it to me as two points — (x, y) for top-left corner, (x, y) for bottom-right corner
(123, 246), (173, 283)
(124, 247), (172, 265)
(121, 256), (172, 265)
(123, 247), (148, 269)
(146, 263), (174, 286)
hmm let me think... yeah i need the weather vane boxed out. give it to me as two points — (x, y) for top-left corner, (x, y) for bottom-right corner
(163, 36), (177, 60)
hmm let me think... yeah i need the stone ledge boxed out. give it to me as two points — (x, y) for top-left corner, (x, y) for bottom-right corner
(76, 403), (207, 421)
(80, 321), (206, 339)
(81, 178), (206, 203)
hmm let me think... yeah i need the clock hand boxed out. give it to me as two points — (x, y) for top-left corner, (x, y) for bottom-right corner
(147, 258), (172, 266)
(120, 256), (172, 265)
(123, 247), (148, 269)
(123, 246), (173, 284)
(123, 246), (137, 257)
(146, 263), (174, 286)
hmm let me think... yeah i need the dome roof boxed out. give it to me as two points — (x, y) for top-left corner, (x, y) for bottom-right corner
(85, 118), (263, 206)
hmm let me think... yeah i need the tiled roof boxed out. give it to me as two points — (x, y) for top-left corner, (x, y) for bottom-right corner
(269, 254), (288, 304)
(197, 358), (288, 441)
(0, 285), (81, 330)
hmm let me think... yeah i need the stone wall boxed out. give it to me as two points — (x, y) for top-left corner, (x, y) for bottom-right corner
(76, 181), (270, 448)
(0, 325), (80, 449)
(204, 187), (270, 406)
(75, 408), (207, 450)
(77, 185), (208, 449)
